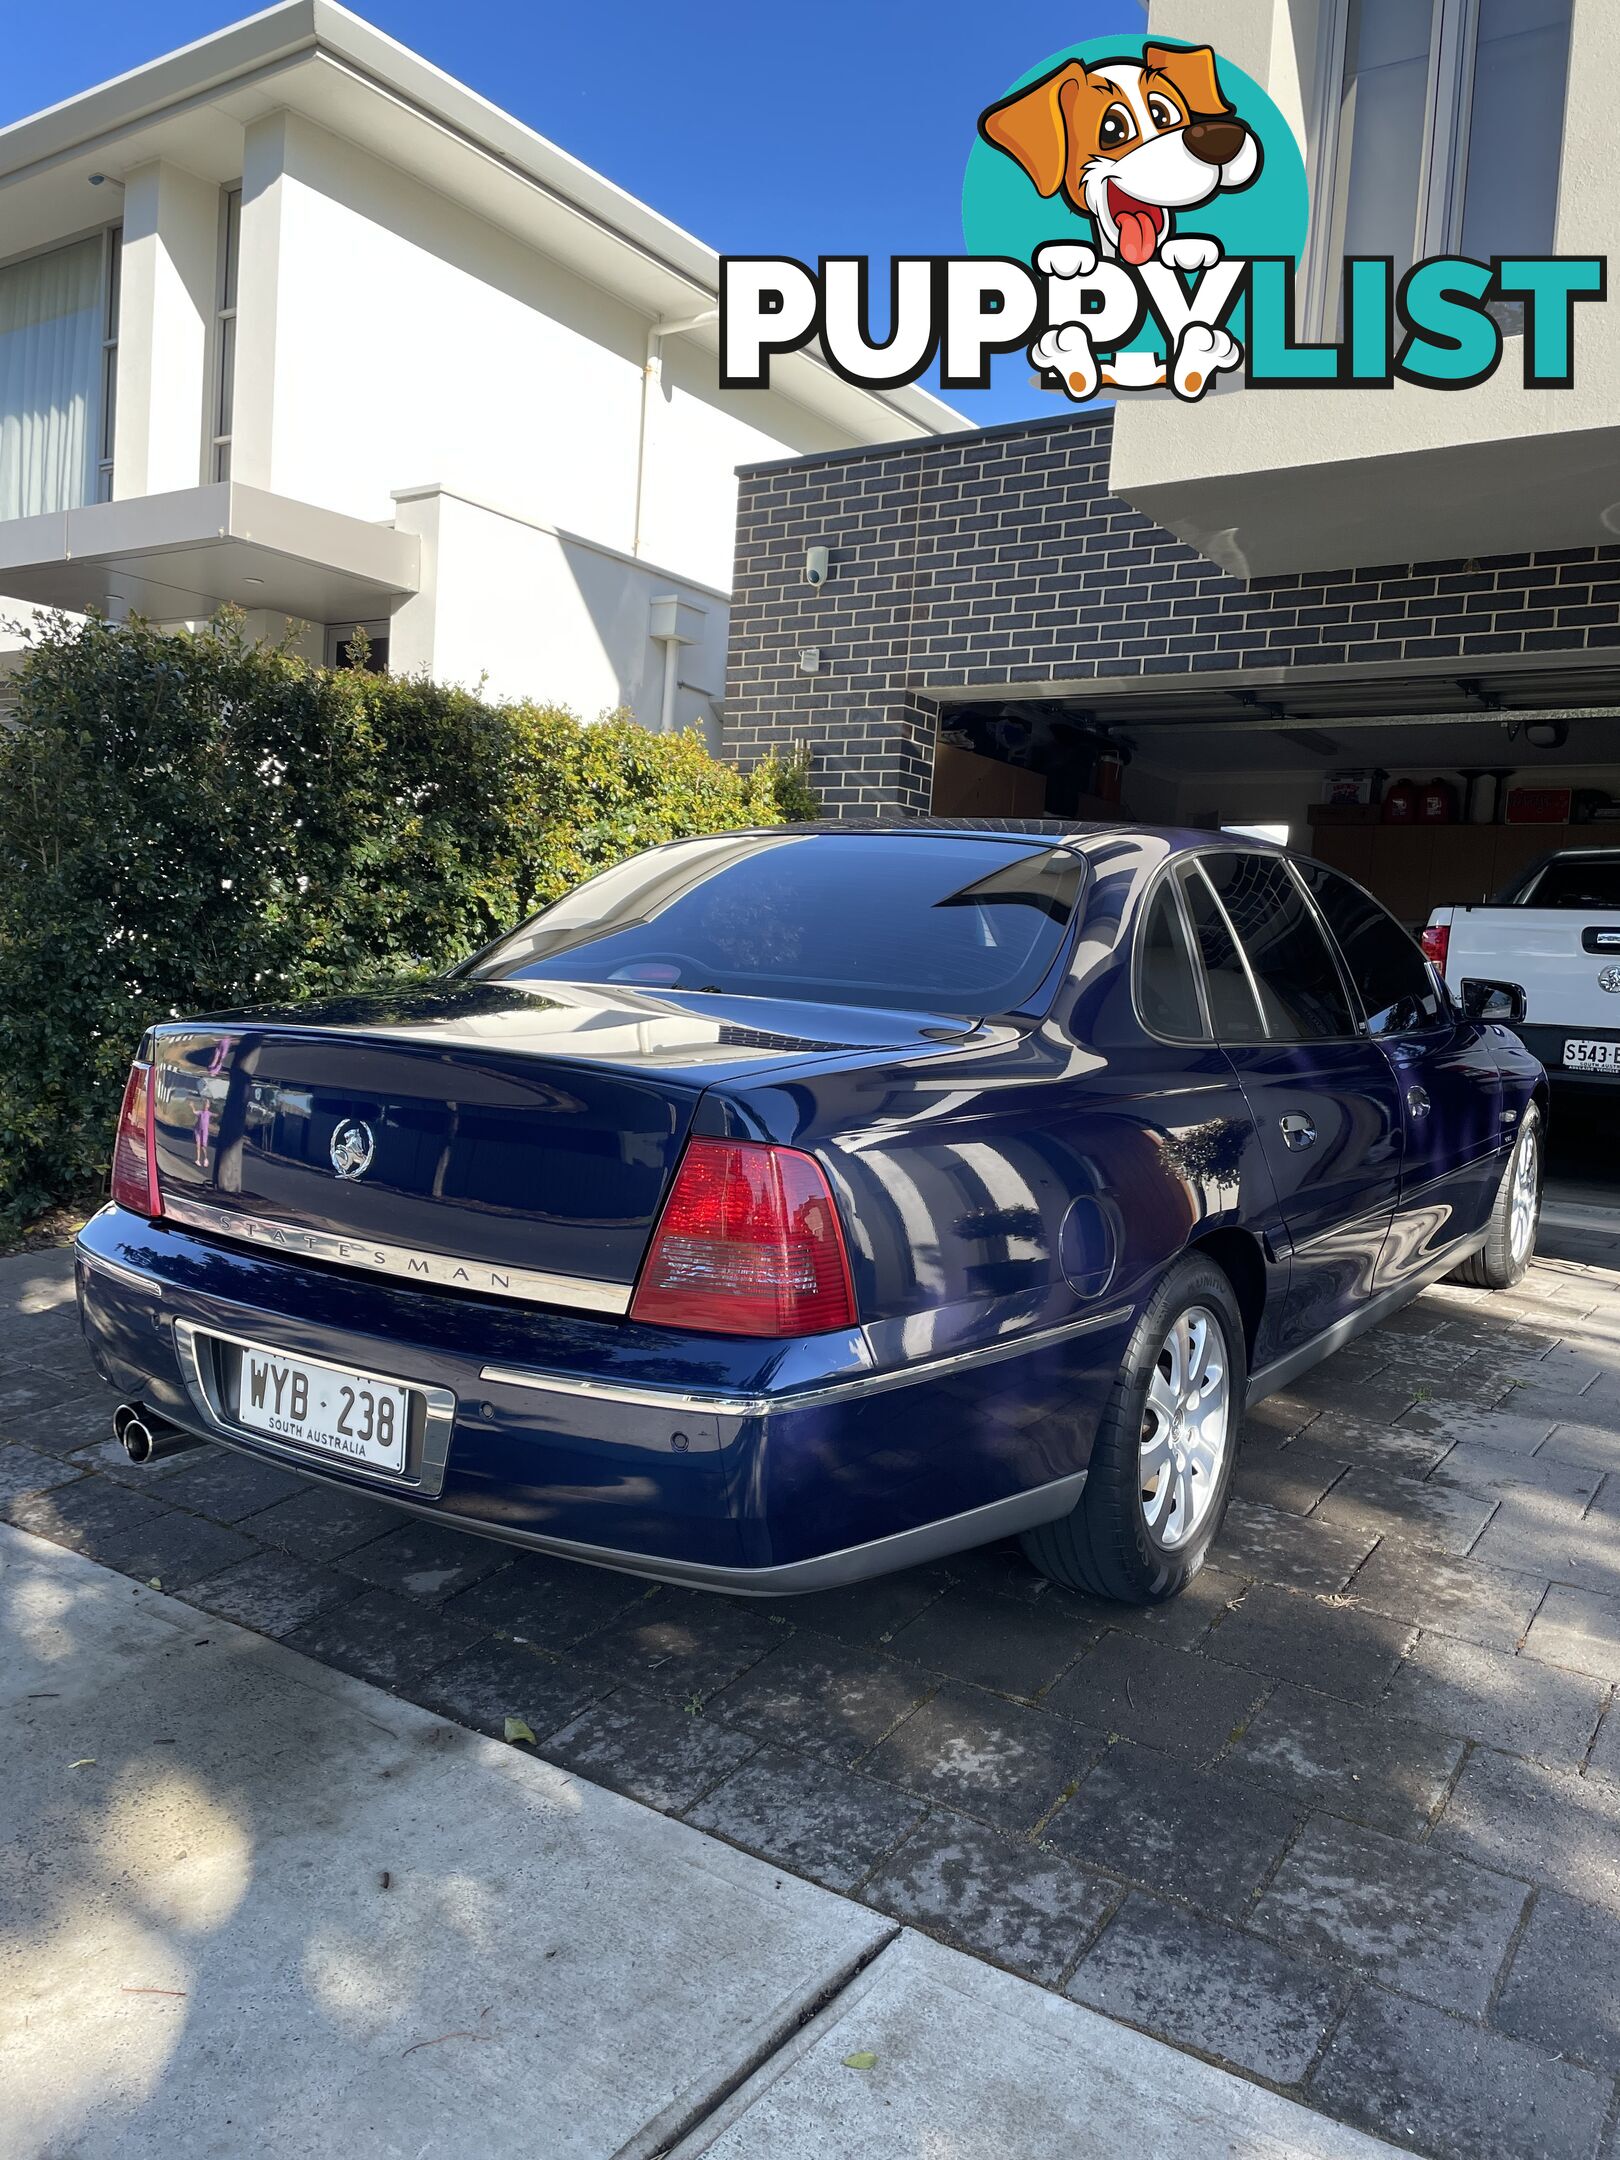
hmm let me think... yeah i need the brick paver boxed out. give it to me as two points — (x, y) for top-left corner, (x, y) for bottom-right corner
(1068, 1893), (1349, 2085)
(7, 1218), (1620, 2160)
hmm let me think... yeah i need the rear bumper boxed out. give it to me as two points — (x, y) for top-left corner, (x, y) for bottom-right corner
(75, 1206), (1129, 1593)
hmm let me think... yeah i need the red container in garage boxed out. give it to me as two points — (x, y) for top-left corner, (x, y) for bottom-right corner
(1417, 776), (1458, 824)
(1382, 778), (1420, 824)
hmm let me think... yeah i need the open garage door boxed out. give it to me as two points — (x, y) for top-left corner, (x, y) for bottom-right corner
(931, 661), (1620, 934)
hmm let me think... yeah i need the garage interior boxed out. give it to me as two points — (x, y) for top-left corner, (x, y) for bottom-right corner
(930, 661), (1620, 932)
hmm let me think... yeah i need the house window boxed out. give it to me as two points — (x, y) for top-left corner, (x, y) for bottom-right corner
(0, 234), (109, 522)
(1456, 0), (1574, 262)
(1323, 0), (1439, 282)
(212, 187), (241, 484)
(1313, 0), (1573, 328)
(98, 228), (120, 501)
(324, 621), (391, 672)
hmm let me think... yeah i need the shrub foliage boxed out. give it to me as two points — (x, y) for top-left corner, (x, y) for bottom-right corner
(0, 612), (809, 1227)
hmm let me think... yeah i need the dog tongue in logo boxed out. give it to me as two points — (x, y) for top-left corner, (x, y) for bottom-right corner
(1108, 184), (1162, 266)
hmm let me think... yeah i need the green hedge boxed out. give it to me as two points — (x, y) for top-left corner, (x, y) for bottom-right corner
(0, 611), (811, 1229)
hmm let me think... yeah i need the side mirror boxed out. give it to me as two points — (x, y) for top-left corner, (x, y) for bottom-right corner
(1460, 978), (1527, 1024)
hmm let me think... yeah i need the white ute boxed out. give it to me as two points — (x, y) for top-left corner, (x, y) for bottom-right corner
(1423, 846), (1620, 1084)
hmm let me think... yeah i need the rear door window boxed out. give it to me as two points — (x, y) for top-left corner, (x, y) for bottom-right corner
(1178, 863), (1266, 1042)
(1296, 861), (1442, 1034)
(1137, 879), (1207, 1039)
(1191, 852), (1358, 1043)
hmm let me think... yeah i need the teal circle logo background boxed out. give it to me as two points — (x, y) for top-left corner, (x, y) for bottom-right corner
(962, 37), (1308, 271)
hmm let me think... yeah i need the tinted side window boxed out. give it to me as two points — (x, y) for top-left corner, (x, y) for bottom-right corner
(1199, 852), (1357, 1043)
(1137, 880), (1206, 1039)
(1179, 864), (1266, 1042)
(1298, 861), (1442, 1034)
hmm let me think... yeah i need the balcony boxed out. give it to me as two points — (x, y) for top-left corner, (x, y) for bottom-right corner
(0, 482), (419, 625)
(1107, 373), (1620, 581)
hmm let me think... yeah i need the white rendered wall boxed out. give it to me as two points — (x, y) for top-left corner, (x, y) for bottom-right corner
(114, 160), (221, 500)
(391, 486), (729, 740)
(635, 339), (848, 586)
(232, 112), (290, 503)
(236, 112), (845, 595)
(0, 599), (58, 657)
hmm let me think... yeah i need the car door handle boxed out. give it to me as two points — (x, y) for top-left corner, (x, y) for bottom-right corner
(1279, 1114), (1317, 1150)
(1407, 1086), (1432, 1118)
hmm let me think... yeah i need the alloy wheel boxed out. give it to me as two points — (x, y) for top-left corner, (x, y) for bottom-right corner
(1139, 1304), (1231, 1552)
(1509, 1123), (1540, 1265)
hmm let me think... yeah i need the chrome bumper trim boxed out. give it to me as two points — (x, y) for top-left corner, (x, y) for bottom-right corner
(480, 1301), (1132, 1418)
(478, 1367), (780, 1418)
(160, 1194), (633, 1316)
(172, 1317), (458, 1499)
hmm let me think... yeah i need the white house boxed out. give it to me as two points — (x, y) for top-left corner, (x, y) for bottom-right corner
(0, 1), (962, 734)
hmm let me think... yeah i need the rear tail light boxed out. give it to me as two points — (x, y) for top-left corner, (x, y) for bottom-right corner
(1420, 924), (1451, 973)
(110, 1061), (163, 1219)
(631, 1138), (858, 1337)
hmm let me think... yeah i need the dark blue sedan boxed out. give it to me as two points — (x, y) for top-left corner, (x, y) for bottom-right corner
(75, 822), (1545, 1605)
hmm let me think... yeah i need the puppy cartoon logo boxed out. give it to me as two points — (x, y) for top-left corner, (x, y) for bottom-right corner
(980, 45), (1260, 266)
(979, 43), (1262, 400)
(716, 34), (1603, 406)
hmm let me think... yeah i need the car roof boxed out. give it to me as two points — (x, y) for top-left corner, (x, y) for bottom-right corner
(747, 818), (1266, 852)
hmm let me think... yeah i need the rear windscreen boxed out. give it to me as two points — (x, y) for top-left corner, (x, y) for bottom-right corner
(465, 834), (1086, 1017)
(1521, 857), (1620, 908)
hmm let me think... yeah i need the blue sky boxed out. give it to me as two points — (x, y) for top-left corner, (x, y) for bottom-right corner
(2, 0), (1140, 424)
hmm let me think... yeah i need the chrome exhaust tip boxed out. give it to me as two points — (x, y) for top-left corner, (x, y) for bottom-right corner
(121, 1414), (158, 1463)
(115, 1404), (203, 1465)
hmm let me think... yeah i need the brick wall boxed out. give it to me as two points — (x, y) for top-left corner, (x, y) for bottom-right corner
(723, 410), (1620, 817)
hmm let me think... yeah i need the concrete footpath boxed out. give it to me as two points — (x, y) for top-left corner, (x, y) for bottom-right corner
(0, 1522), (1400, 2160)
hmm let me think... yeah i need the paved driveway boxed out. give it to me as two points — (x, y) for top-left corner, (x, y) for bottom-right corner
(5, 1221), (1619, 2160)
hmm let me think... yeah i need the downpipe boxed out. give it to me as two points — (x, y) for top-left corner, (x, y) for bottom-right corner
(114, 1402), (205, 1466)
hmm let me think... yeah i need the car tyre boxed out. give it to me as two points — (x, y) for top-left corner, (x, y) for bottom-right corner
(1020, 1254), (1246, 1605)
(1450, 1103), (1542, 1291)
